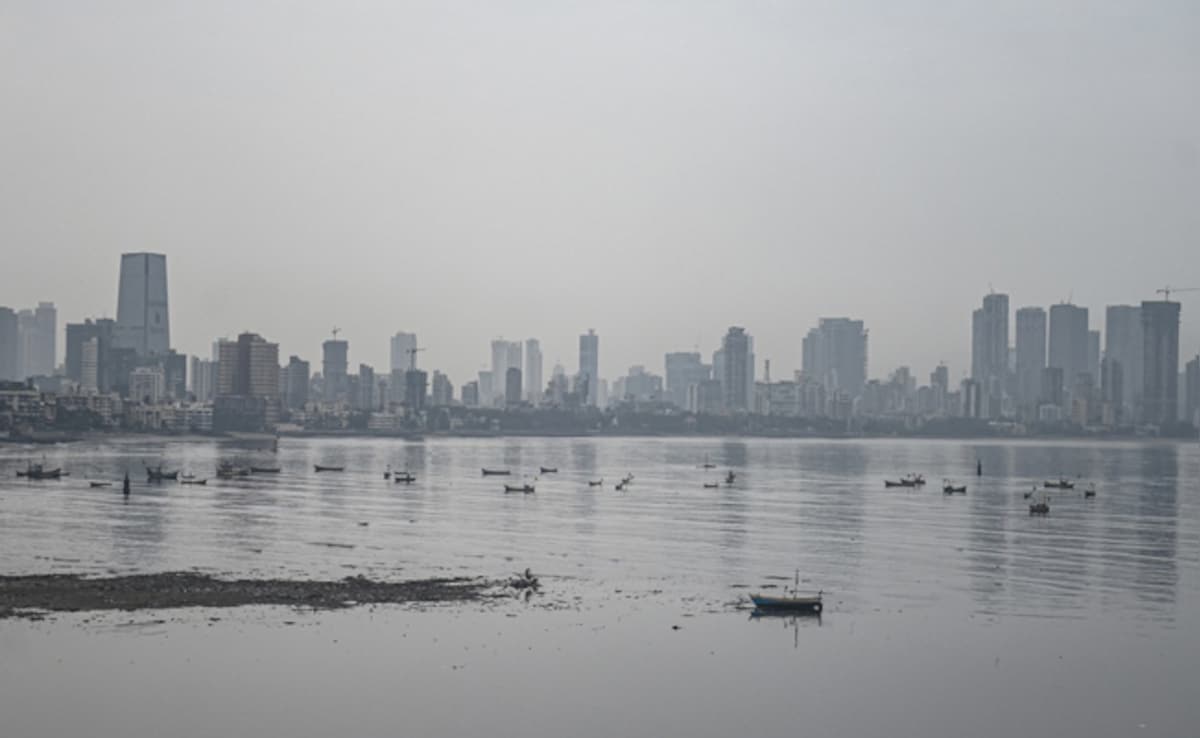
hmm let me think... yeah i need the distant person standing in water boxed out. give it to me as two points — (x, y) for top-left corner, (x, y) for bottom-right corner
(977, 459), (982, 476)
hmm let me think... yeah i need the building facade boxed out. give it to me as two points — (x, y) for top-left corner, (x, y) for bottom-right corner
(114, 252), (170, 358)
(1141, 300), (1181, 426)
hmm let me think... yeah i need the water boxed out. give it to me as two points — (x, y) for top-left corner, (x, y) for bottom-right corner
(1, 436), (1198, 737)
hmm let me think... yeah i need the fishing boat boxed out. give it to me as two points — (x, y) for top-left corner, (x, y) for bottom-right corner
(146, 465), (179, 482)
(1030, 501), (1050, 515)
(587, 479), (603, 487)
(703, 482), (720, 489)
(622, 473), (635, 484)
(539, 466), (558, 474)
(393, 471), (416, 484)
(314, 464), (345, 473)
(180, 478), (208, 486)
(504, 483), (535, 494)
(250, 466), (281, 474)
(16, 462), (62, 480)
(1083, 484), (1096, 498)
(907, 474), (926, 486)
(724, 470), (736, 485)
(216, 462), (250, 479)
(750, 571), (823, 614)
(942, 481), (966, 494)
(1044, 478), (1074, 489)
(482, 468), (511, 476)
(750, 593), (824, 614)
(89, 481), (112, 488)
(701, 455), (716, 469)
(884, 480), (907, 488)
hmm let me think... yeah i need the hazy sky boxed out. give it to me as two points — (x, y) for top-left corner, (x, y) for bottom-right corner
(2, 1), (1198, 386)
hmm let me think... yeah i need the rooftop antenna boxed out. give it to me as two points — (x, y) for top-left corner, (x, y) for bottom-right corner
(331, 327), (341, 340)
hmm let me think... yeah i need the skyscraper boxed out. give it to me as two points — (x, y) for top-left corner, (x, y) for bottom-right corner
(505, 367), (522, 407)
(1141, 300), (1181, 426)
(490, 339), (513, 406)
(114, 252), (170, 358)
(524, 339), (543, 405)
(1014, 307), (1046, 417)
(21, 302), (56, 377)
(190, 356), (216, 402)
(213, 332), (280, 432)
(1184, 355), (1199, 427)
(1048, 303), (1089, 397)
(322, 338), (349, 402)
(579, 329), (599, 406)
(720, 327), (752, 413)
(971, 293), (1009, 414)
(1105, 305), (1143, 421)
(664, 352), (711, 409)
(0, 307), (18, 381)
(1087, 330), (1101, 389)
(283, 356), (310, 410)
(389, 332), (418, 373)
(802, 318), (868, 398)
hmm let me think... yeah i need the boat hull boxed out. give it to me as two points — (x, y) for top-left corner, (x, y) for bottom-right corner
(749, 594), (823, 614)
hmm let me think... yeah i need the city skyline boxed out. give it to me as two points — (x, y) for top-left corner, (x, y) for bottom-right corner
(9, 269), (1200, 401)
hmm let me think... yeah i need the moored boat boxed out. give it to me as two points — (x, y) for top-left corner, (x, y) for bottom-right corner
(482, 468), (511, 476)
(17, 462), (62, 480)
(884, 480), (906, 488)
(314, 464), (345, 472)
(146, 465), (179, 482)
(1044, 478), (1074, 489)
(1030, 501), (1050, 515)
(539, 466), (558, 474)
(587, 479), (603, 487)
(89, 481), (112, 488)
(180, 478), (208, 486)
(250, 466), (281, 474)
(943, 481), (966, 494)
(393, 471), (416, 484)
(503, 483), (535, 494)
(749, 593), (824, 614)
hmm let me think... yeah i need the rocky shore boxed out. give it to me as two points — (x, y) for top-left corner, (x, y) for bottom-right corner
(0, 571), (492, 619)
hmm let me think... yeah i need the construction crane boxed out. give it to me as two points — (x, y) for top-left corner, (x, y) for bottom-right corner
(1156, 286), (1200, 301)
(331, 327), (341, 340)
(406, 345), (426, 372)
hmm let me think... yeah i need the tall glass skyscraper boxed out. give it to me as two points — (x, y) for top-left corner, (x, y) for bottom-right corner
(115, 252), (170, 357)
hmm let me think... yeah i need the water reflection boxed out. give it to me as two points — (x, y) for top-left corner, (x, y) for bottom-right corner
(0, 437), (1195, 624)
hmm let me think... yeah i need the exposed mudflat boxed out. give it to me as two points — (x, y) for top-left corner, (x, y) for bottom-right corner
(0, 572), (491, 619)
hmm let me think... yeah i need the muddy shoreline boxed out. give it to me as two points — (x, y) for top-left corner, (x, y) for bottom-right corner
(0, 572), (493, 619)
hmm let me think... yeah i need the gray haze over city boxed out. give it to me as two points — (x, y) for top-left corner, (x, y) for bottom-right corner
(2, 1), (1198, 384)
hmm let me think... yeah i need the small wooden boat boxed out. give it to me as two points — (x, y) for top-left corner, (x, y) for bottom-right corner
(180, 478), (208, 486)
(539, 466), (558, 474)
(587, 479), (603, 487)
(1044, 478), (1074, 489)
(703, 482), (720, 489)
(615, 481), (627, 491)
(884, 480), (906, 488)
(482, 468), (511, 476)
(622, 473), (634, 484)
(393, 471), (416, 484)
(89, 481), (112, 488)
(749, 593), (823, 614)
(17, 463), (63, 480)
(908, 474), (926, 486)
(314, 465), (345, 472)
(1083, 484), (1096, 498)
(504, 483), (535, 494)
(1023, 488), (1035, 499)
(724, 471), (736, 485)
(216, 462), (250, 479)
(701, 455), (716, 469)
(250, 466), (281, 474)
(751, 570), (823, 614)
(943, 481), (966, 494)
(1030, 501), (1050, 515)
(146, 465), (179, 482)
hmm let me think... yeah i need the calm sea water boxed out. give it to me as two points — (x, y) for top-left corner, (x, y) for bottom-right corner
(1, 436), (1198, 737)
